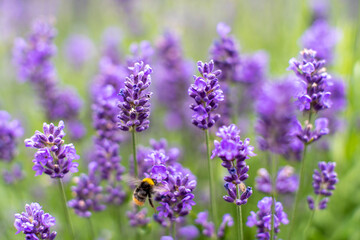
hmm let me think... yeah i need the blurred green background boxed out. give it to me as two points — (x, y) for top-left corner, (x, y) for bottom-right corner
(0, 0), (360, 239)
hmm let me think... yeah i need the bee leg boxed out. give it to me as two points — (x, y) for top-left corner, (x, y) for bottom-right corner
(148, 194), (157, 213)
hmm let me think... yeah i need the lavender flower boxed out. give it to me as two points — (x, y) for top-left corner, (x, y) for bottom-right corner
(212, 124), (255, 205)
(217, 213), (234, 239)
(2, 163), (24, 184)
(0, 110), (23, 162)
(293, 117), (329, 144)
(91, 55), (127, 143)
(178, 225), (200, 240)
(288, 49), (332, 113)
(127, 207), (151, 227)
(255, 166), (299, 194)
(118, 61), (153, 132)
(209, 22), (240, 125)
(307, 161), (338, 210)
(101, 27), (122, 64)
(319, 77), (347, 140)
(127, 41), (154, 66)
(12, 19), (85, 140)
(133, 138), (181, 178)
(68, 163), (106, 218)
(255, 80), (298, 155)
(209, 22), (241, 82)
(24, 121), (79, 178)
(195, 211), (234, 239)
(154, 31), (193, 130)
(154, 162), (197, 227)
(141, 150), (196, 227)
(301, 20), (340, 63)
(63, 34), (95, 69)
(14, 202), (57, 240)
(195, 211), (215, 237)
(12, 19), (57, 83)
(188, 60), (224, 129)
(247, 197), (289, 239)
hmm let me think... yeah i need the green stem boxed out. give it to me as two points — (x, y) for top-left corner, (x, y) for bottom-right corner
(270, 155), (277, 240)
(132, 128), (138, 177)
(288, 143), (307, 240)
(236, 184), (244, 240)
(58, 179), (75, 239)
(288, 112), (313, 239)
(88, 217), (95, 239)
(205, 129), (218, 228)
(303, 195), (320, 239)
(172, 221), (176, 239)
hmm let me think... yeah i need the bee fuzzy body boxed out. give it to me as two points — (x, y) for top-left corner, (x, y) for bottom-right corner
(133, 178), (156, 207)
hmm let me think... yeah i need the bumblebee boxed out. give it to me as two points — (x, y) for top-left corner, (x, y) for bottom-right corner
(132, 178), (165, 212)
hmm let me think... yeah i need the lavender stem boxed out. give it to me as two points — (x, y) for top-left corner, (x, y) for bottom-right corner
(58, 179), (75, 239)
(205, 129), (218, 228)
(88, 217), (95, 239)
(288, 112), (312, 239)
(304, 194), (320, 239)
(172, 221), (176, 239)
(236, 184), (244, 240)
(270, 155), (277, 240)
(132, 128), (138, 177)
(288, 143), (308, 240)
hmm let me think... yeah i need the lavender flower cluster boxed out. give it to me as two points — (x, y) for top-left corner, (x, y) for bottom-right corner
(307, 161), (338, 210)
(154, 31), (192, 130)
(24, 121), (79, 178)
(12, 19), (85, 140)
(255, 166), (299, 194)
(288, 49), (332, 113)
(195, 211), (234, 239)
(118, 61), (153, 132)
(255, 80), (298, 155)
(247, 197), (289, 239)
(14, 202), (57, 240)
(68, 163), (106, 218)
(212, 124), (255, 205)
(138, 150), (197, 227)
(0, 110), (23, 162)
(188, 60), (224, 129)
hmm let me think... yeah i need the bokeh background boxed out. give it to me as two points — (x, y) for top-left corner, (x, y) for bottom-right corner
(0, 0), (360, 239)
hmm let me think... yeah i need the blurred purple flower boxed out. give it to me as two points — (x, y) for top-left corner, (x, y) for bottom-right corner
(127, 41), (154, 66)
(0, 111), (23, 162)
(255, 166), (299, 194)
(14, 202), (57, 240)
(154, 31), (193, 130)
(195, 211), (233, 239)
(2, 163), (24, 184)
(127, 207), (151, 227)
(301, 20), (340, 63)
(178, 225), (200, 240)
(255, 80), (298, 155)
(68, 167), (106, 218)
(12, 19), (85, 140)
(63, 34), (95, 69)
(209, 22), (241, 82)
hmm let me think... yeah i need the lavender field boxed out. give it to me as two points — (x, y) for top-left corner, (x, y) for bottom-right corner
(0, 0), (359, 239)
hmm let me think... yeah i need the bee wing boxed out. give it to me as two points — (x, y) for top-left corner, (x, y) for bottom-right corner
(153, 184), (169, 194)
(122, 174), (142, 187)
